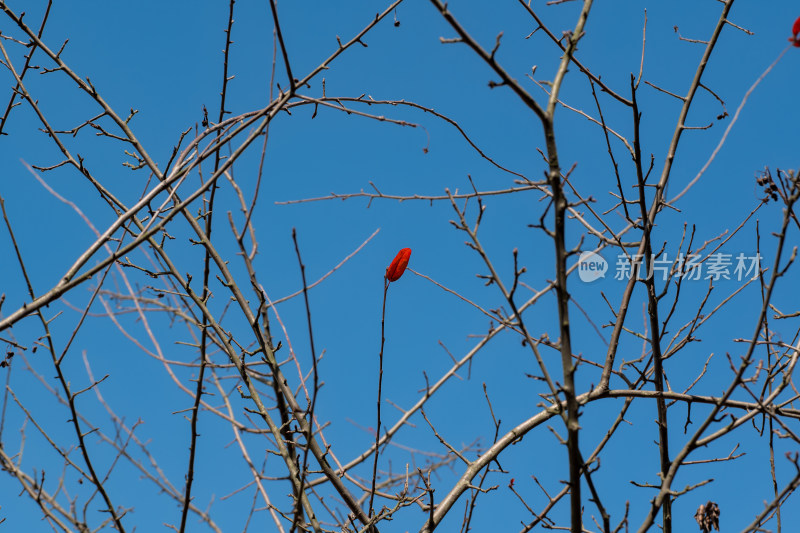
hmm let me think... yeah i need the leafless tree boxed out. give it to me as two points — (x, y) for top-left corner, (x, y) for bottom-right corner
(1, 1), (799, 532)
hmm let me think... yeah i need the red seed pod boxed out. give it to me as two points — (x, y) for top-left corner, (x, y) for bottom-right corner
(385, 248), (412, 282)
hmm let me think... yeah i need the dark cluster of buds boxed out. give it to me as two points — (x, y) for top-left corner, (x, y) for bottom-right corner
(694, 501), (720, 532)
(756, 167), (779, 202)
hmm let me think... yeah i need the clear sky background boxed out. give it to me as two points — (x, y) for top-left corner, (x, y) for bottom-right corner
(1, 1), (800, 532)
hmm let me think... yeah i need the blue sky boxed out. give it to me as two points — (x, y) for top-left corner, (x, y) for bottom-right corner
(1, 1), (800, 532)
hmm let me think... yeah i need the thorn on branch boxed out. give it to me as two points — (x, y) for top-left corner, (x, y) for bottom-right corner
(56, 39), (69, 58)
(673, 25), (709, 44)
(477, 273), (494, 287)
(490, 32), (503, 60)
(85, 76), (96, 96)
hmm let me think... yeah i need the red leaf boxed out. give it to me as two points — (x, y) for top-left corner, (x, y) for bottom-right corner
(385, 248), (412, 282)
(793, 15), (800, 37)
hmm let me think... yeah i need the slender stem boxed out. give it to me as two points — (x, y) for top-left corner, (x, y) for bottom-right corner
(290, 228), (321, 533)
(0, 0), (53, 136)
(543, 4), (593, 530)
(369, 281), (390, 523)
(631, 75), (671, 532)
(268, 0), (294, 92)
(179, 3), (236, 529)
